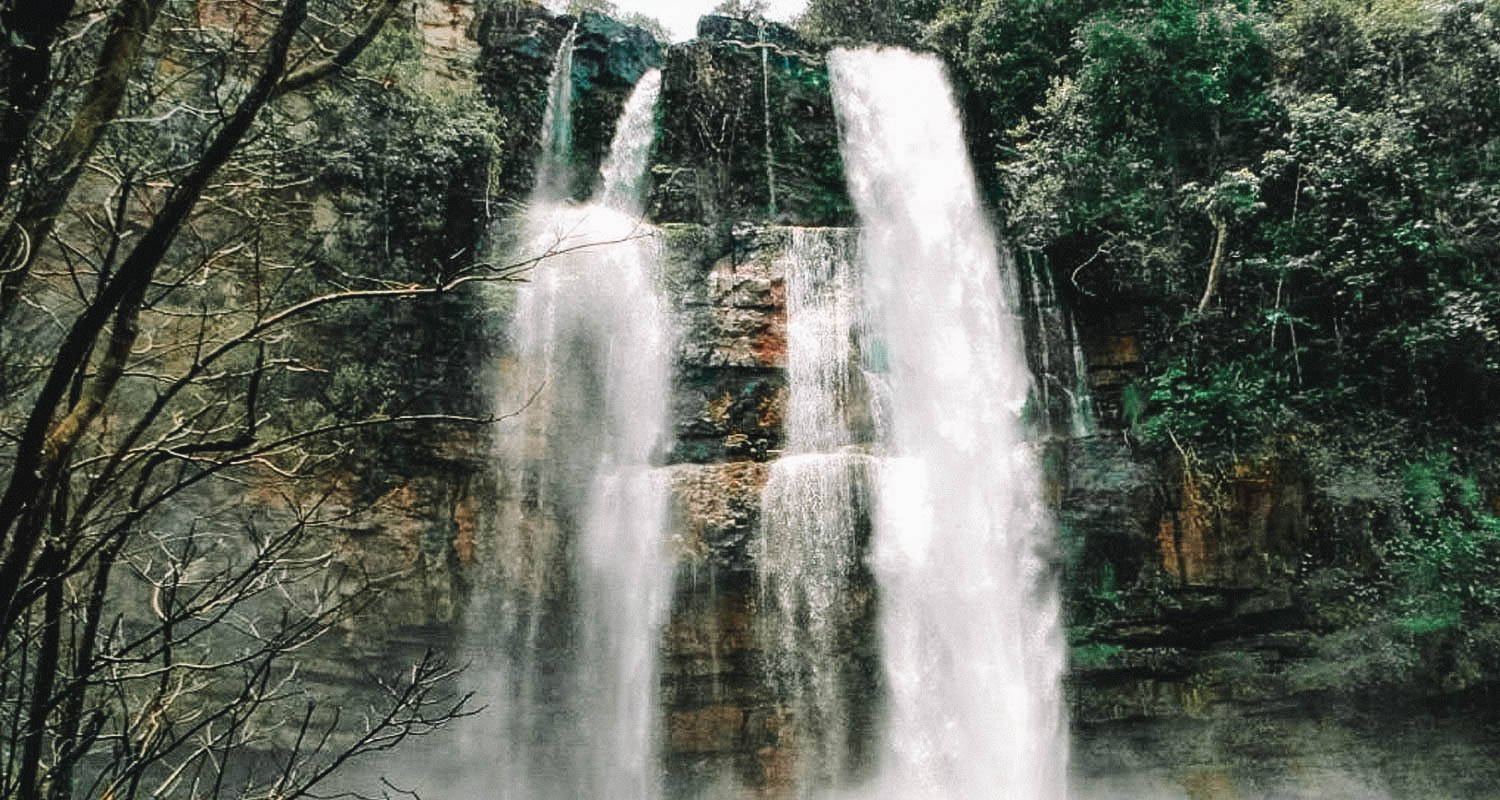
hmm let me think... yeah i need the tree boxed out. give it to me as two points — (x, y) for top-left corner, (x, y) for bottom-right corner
(0, 2), (543, 797)
(797, 0), (938, 44)
(999, 0), (1500, 443)
(713, 0), (772, 19)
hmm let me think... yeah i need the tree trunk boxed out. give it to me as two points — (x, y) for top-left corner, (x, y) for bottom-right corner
(0, 0), (168, 326)
(1196, 208), (1229, 315)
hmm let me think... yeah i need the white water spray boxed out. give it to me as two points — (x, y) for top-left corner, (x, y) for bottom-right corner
(484, 63), (672, 800)
(829, 47), (1069, 800)
(755, 228), (869, 789)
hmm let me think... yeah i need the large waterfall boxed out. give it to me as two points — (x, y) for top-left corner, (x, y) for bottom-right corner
(440, 33), (1064, 800)
(829, 47), (1069, 799)
(482, 52), (673, 799)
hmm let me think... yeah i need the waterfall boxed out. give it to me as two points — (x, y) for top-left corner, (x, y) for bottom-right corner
(760, 23), (779, 218)
(779, 229), (858, 452)
(533, 24), (578, 202)
(598, 71), (664, 212)
(482, 64), (671, 800)
(1023, 249), (1099, 438)
(1067, 312), (1099, 438)
(1025, 254), (1057, 431)
(755, 229), (870, 790)
(828, 47), (1069, 799)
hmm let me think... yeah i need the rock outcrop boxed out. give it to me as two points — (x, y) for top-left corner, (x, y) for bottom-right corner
(476, 7), (662, 203)
(650, 18), (853, 226)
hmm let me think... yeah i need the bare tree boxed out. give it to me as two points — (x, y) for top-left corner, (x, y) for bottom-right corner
(0, 2), (556, 798)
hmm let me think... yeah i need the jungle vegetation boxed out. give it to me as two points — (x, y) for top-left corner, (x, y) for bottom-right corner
(800, 0), (1500, 672)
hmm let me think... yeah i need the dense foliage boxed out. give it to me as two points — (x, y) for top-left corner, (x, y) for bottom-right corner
(799, 0), (1500, 680)
(801, 0), (1500, 438)
(285, 25), (506, 425)
(0, 4), (504, 798)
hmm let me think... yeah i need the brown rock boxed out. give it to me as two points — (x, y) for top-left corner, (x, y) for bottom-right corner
(669, 705), (745, 753)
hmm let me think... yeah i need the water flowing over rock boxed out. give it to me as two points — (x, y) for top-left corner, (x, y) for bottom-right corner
(532, 25), (578, 202)
(754, 228), (874, 790)
(1021, 250), (1099, 439)
(828, 46), (1069, 799)
(465, 56), (673, 799)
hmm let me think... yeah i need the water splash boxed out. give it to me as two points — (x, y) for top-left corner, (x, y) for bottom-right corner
(829, 46), (1069, 800)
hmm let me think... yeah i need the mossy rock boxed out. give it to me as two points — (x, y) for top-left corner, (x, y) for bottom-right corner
(649, 20), (853, 226)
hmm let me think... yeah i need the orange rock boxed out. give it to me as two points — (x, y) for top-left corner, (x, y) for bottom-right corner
(755, 314), (787, 367)
(452, 494), (477, 564)
(1176, 470), (1212, 584)
(1158, 518), (1181, 581)
(1105, 334), (1142, 365)
(1180, 767), (1239, 799)
(758, 387), (788, 430)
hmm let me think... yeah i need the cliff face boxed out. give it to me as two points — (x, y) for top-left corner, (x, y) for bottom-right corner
(314, 4), (1499, 798)
(649, 17), (852, 226)
(648, 15), (1498, 798)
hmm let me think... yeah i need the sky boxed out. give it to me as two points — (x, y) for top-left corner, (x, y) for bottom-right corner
(550, 0), (811, 41)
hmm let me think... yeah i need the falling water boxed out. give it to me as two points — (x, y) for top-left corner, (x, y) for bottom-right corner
(533, 25), (578, 201)
(755, 229), (869, 790)
(1025, 255), (1058, 430)
(829, 47), (1069, 799)
(598, 71), (664, 212)
(1067, 312), (1099, 438)
(778, 229), (858, 452)
(484, 65), (672, 800)
(760, 23), (779, 218)
(1023, 250), (1099, 438)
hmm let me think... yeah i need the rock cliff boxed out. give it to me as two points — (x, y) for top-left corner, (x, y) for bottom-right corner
(316, 4), (1500, 797)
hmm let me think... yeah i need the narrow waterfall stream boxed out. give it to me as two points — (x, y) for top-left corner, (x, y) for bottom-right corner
(755, 229), (871, 790)
(759, 23), (779, 218)
(484, 59), (673, 799)
(533, 25), (578, 202)
(1067, 312), (1099, 439)
(829, 47), (1069, 799)
(1021, 250), (1099, 439)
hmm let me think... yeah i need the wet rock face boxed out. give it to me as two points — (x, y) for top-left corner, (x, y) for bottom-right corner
(650, 18), (853, 226)
(475, 6), (662, 203)
(658, 225), (785, 791)
(663, 224), (789, 464)
(1072, 692), (1500, 800)
(1057, 431), (1315, 729)
(658, 225), (887, 796)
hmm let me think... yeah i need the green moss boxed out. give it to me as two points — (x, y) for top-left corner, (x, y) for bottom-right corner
(1395, 612), (1462, 635)
(1071, 642), (1123, 668)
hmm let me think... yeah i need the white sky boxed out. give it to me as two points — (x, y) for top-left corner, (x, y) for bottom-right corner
(548, 0), (811, 41)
